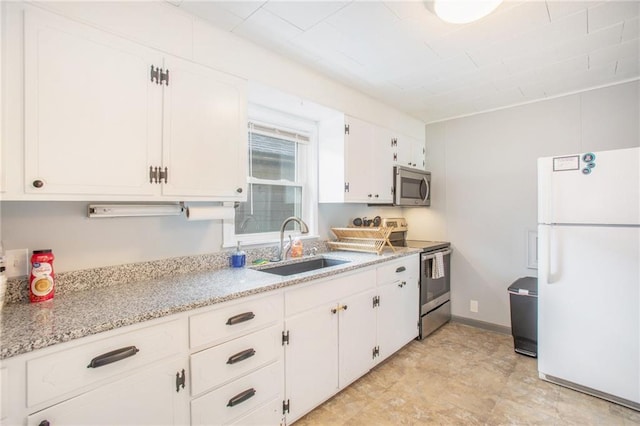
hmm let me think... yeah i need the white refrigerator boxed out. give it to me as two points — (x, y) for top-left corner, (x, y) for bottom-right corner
(538, 146), (640, 409)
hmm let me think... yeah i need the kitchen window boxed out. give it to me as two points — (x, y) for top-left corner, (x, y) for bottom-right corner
(223, 106), (317, 247)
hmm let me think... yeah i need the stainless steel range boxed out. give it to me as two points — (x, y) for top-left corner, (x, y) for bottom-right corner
(382, 218), (452, 339)
(408, 240), (452, 339)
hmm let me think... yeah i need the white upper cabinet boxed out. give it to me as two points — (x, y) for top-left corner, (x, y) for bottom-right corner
(21, 7), (247, 201)
(393, 133), (425, 170)
(24, 9), (162, 197)
(161, 56), (247, 198)
(319, 115), (393, 204)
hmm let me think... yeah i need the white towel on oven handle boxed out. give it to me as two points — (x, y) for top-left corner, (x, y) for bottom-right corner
(432, 252), (445, 279)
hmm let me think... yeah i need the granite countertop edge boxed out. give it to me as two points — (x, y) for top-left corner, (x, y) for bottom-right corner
(0, 249), (420, 360)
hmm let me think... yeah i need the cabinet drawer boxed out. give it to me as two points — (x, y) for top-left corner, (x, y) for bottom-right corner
(189, 293), (283, 349)
(191, 361), (283, 425)
(285, 269), (375, 317)
(377, 255), (418, 285)
(190, 325), (282, 396)
(27, 319), (185, 408)
(229, 398), (283, 426)
(27, 356), (187, 426)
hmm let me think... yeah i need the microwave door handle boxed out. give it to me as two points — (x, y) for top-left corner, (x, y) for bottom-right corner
(420, 177), (430, 201)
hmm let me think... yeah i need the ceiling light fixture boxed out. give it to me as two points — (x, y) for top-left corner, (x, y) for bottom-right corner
(426, 0), (504, 24)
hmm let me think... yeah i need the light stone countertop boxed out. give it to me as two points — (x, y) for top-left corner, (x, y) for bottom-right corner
(0, 249), (420, 360)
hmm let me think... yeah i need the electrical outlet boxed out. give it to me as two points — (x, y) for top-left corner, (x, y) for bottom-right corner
(470, 300), (479, 313)
(5, 249), (29, 278)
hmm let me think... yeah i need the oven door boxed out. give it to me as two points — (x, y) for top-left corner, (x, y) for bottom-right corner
(421, 250), (451, 314)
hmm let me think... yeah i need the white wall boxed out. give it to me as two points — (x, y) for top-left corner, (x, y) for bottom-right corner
(0, 1), (422, 273)
(406, 80), (640, 327)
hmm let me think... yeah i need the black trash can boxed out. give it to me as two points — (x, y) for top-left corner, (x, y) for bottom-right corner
(508, 277), (538, 357)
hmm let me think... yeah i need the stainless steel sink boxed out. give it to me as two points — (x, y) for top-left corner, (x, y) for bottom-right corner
(260, 257), (350, 276)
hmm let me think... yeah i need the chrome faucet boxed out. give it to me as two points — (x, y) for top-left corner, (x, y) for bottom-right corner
(273, 216), (309, 262)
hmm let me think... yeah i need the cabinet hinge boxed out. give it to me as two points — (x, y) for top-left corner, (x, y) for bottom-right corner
(372, 346), (380, 359)
(150, 65), (160, 84)
(391, 138), (397, 147)
(283, 399), (290, 414)
(372, 295), (380, 308)
(160, 68), (170, 86)
(393, 153), (397, 162)
(344, 182), (350, 193)
(175, 369), (186, 393)
(282, 330), (290, 346)
(344, 124), (350, 135)
(158, 167), (168, 184)
(149, 166), (168, 184)
(150, 65), (169, 86)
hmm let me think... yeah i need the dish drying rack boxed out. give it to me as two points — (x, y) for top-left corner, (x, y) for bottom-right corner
(328, 227), (396, 255)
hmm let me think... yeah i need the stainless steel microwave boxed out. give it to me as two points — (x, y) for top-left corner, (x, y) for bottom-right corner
(394, 166), (431, 206)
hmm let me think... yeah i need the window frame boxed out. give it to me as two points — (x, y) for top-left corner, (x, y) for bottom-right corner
(222, 104), (318, 248)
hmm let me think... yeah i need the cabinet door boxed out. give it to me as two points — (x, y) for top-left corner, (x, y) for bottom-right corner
(26, 357), (189, 426)
(395, 134), (425, 170)
(377, 278), (419, 362)
(370, 127), (394, 203)
(24, 9), (162, 196)
(338, 289), (377, 388)
(344, 116), (375, 202)
(162, 56), (247, 199)
(284, 303), (338, 423)
(411, 137), (426, 170)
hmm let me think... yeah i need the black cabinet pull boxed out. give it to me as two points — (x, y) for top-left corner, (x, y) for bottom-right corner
(87, 346), (139, 368)
(227, 348), (256, 365)
(226, 311), (255, 325)
(331, 307), (338, 314)
(227, 388), (256, 407)
(38, 421), (50, 426)
(395, 266), (406, 273)
(32, 179), (44, 188)
(398, 281), (407, 288)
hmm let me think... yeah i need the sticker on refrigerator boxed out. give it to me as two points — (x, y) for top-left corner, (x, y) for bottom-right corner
(553, 155), (579, 171)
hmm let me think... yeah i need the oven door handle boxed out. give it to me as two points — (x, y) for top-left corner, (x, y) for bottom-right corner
(421, 249), (452, 261)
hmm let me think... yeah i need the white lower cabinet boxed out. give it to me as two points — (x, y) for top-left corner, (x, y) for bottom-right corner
(376, 255), (420, 363)
(27, 356), (189, 426)
(283, 269), (377, 423)
(188, 293), (285, 426)
(283, 300), (339, 423)
(229, 398), (283, 425)
(3, 317), (191, 426)
(190, 360), (283, 425)
(282, 255), (420, 423)
(1, 256), (421, 426)
(338, 288), (377, 388)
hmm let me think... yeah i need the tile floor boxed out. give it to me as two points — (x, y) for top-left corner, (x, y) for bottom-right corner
(294, 322), (640, 425)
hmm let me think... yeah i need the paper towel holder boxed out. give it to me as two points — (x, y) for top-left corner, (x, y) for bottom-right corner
(88, 203), (184, 218)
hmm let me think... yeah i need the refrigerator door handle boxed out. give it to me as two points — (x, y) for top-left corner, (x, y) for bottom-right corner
(539, 225), (555, 284)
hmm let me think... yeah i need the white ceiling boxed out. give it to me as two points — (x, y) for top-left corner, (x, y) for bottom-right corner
(171, 0), (640, 123)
